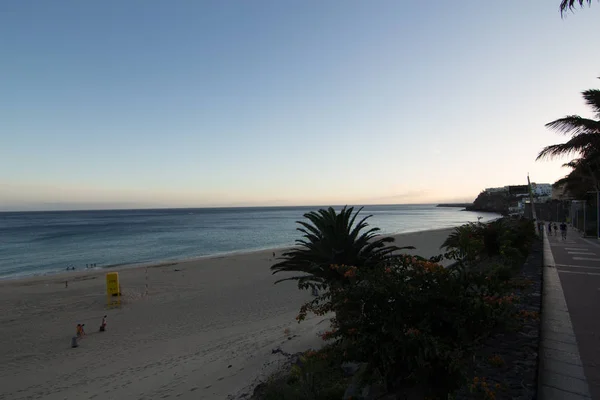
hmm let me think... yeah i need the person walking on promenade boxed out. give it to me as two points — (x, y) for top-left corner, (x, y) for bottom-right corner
(548, 222), (553, 236)
(560, 222), (568, 240)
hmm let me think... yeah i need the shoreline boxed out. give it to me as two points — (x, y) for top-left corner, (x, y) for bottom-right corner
(0, 226), (459, 284)
(0, 226), (457, 399)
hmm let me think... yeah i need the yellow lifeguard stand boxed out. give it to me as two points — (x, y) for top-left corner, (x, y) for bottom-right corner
(106, 272), (121, 308)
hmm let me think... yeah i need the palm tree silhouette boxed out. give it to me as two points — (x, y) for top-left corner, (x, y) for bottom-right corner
(270, 206), (413, 289)
(538, 82), (600, 161)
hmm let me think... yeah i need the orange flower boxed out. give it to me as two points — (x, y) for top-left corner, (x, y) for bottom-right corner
(320, 330), (337, 340)
(342, 266), (357, 278)
(488, 354), (505, 367)
(405, 327), (420, 336)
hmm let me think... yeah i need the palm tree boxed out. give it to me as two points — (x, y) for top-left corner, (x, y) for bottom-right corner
(270, 206), (412, 288)
(560, 0), (595, 15)
(537, 83), (600, 161)
(554, 171), (588, 200)
(554, 153), (600, 199)
(441, 219), (508, 261)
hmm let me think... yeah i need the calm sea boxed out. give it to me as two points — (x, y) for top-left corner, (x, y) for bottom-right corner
(0, 205), (498, 280)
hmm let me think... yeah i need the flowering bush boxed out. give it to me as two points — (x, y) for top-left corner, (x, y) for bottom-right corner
(518, 310), (540, 321)
(469, 377), (502, 400)
(296, 255), (519, 397)
(508, 277), (534, 290)
(487, 354), (505, 368)
(265, 215), (537, 399)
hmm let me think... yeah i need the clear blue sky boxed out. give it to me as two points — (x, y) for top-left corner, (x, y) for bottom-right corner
(1, 1), (599, 211)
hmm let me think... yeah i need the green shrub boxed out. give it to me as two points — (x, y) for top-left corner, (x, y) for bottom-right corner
(296, 257), (518, 397)
(442, 218), (536, 267)
(270, 213), (536, 399)
(257, 349), (347, 400)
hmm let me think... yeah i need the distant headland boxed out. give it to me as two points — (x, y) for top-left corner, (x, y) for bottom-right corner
(435, 203), (472, 209)
(442, 183), (554, 215)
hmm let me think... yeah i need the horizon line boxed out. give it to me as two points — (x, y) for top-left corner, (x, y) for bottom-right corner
(0, 202), (476, 214)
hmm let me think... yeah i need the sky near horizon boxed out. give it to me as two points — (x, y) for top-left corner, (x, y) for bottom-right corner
(1, 1), (600, 211)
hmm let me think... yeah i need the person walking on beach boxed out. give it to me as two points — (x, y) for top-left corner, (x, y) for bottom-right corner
(76, 323), (86, 338)
(99, 315), (107, 332)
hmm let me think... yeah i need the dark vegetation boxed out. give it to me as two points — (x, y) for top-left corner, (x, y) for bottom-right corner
(256, 207), (538, 399)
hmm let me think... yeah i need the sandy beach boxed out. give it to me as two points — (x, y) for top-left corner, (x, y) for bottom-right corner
(0, 228), (454, 400)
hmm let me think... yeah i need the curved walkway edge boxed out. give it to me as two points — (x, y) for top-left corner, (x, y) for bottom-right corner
(538, 230), (592, 399)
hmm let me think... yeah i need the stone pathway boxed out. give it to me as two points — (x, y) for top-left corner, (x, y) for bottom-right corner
(539, 228), (597, 399)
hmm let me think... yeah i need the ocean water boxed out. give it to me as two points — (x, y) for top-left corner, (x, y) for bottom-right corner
(0, 205), (498, 280)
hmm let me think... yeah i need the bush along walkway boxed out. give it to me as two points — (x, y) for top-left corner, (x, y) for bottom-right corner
(453, 239), (543, 400)
(254, 209), (542, 400)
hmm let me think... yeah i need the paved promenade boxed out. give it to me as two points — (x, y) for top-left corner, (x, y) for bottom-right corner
(539, 227), (600, 399)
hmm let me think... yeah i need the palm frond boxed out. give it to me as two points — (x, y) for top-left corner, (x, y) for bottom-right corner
(553, 151), (600, 197)
(539, 81), (600, 163)
(562, 160), (579, 169)
(560, 0), (595, 15)
(270, 206), (402, 286)
(583, 88), (600, 118)
(441, 223), (481, 251)
(537, 133), (600, 160)
(545, 116), (600, 136)
(274, 274), (324, 285)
